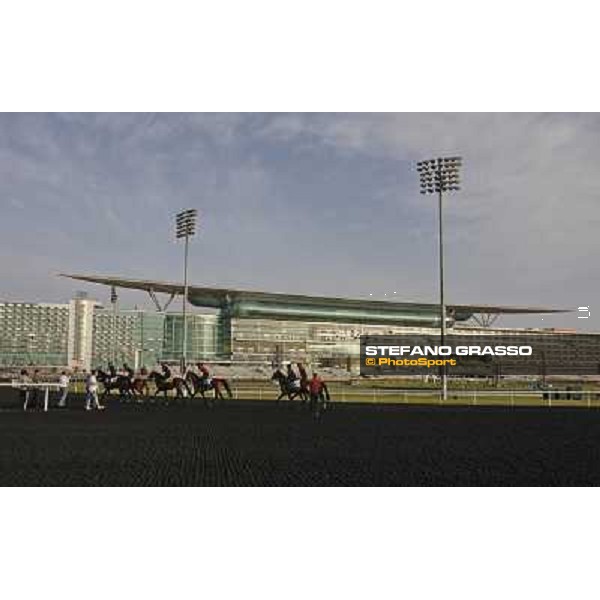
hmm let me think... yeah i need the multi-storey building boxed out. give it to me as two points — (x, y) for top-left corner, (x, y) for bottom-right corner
(0, 294), (221, 371)
(92, 309), (166, 369)
(2, 275), (600, 375)
(0, 301), (70, 367)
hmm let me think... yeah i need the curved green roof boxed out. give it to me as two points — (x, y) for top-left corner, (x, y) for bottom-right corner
(60, 273), (570, 327)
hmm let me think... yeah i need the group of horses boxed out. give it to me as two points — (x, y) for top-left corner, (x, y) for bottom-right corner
(95, 362), (327, 409)
(96, 368), (232, 405)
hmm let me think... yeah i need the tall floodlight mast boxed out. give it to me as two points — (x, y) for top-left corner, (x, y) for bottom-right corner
(175, 209), (198, 373)
(416, 157), (462, 402)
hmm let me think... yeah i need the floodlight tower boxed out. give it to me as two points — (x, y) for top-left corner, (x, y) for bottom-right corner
(416, 157), (462, 402)
(175, 209), (198, 373)
(110, 285), (118, 366)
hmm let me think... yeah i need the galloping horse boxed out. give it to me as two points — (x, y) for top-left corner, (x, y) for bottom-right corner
(185, 371), (232, 404)
(271, 368), (308, 402)
(147, 370), (191, 402)
(97, 369), (133, 401)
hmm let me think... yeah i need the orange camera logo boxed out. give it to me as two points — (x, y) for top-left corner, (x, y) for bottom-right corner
(365, 358), (376, 366)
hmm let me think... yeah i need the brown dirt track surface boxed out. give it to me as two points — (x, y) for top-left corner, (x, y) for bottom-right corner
(1, 389), (600, 485)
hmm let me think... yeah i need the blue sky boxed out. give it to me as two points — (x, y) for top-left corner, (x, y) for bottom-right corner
(1, 113), (598, 330)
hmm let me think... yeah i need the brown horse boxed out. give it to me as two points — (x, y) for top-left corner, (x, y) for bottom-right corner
(271, 369), (308, 402)
(185, 371), (232, 405)
(147, 370), (191, 403)
(130, 377), (150, 399)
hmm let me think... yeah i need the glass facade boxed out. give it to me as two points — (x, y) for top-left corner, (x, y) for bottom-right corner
(228, 317), (450, 367)
(161, 313), (222, 363)
(0, 300), (220, 369)
(92, 310), (166, 369)
(1, 293), (599, 375)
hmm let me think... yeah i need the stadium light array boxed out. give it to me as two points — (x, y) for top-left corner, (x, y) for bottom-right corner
(176, 208), (197, 239)
(416, 156), (462, 402)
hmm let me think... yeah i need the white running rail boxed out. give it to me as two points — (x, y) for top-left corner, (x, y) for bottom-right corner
(0, 382), (62, 412)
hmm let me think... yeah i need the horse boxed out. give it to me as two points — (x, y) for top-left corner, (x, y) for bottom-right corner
(296, 362), (310, 397)
(130, 376), (150, 400)
(185, 371), (232, 405)
(147, 370), (191, 403)
(96, 368), (134, 401)
(271, 369), (308, 402)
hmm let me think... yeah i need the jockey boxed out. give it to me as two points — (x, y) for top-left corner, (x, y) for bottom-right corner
(286, 363), (300, 390)
(297, 362), (308, 382)
(196, 362), (212, 391)
(123, 363), (134, 381)
(160, 362), (172, 381)
(108, 363), (117, 383)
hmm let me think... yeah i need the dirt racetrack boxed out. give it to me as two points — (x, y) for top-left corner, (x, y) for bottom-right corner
(1, 389), (600, 486)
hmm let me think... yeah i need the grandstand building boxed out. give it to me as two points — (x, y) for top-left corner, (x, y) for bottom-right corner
(1, 273), (597, 374)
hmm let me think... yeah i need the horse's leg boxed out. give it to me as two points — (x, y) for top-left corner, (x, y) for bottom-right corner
(183, 380), (192, 402)
(220, 379), (232, 399)
(200, 386), (211, 407)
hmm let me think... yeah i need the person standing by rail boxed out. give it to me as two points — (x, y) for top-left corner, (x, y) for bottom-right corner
(19, 369), (31, 410)
(85, 369), (104, 411)
(57, 371), (70, 408)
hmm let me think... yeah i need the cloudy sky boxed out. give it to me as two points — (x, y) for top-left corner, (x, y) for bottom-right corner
(1, 113), (597, 330)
